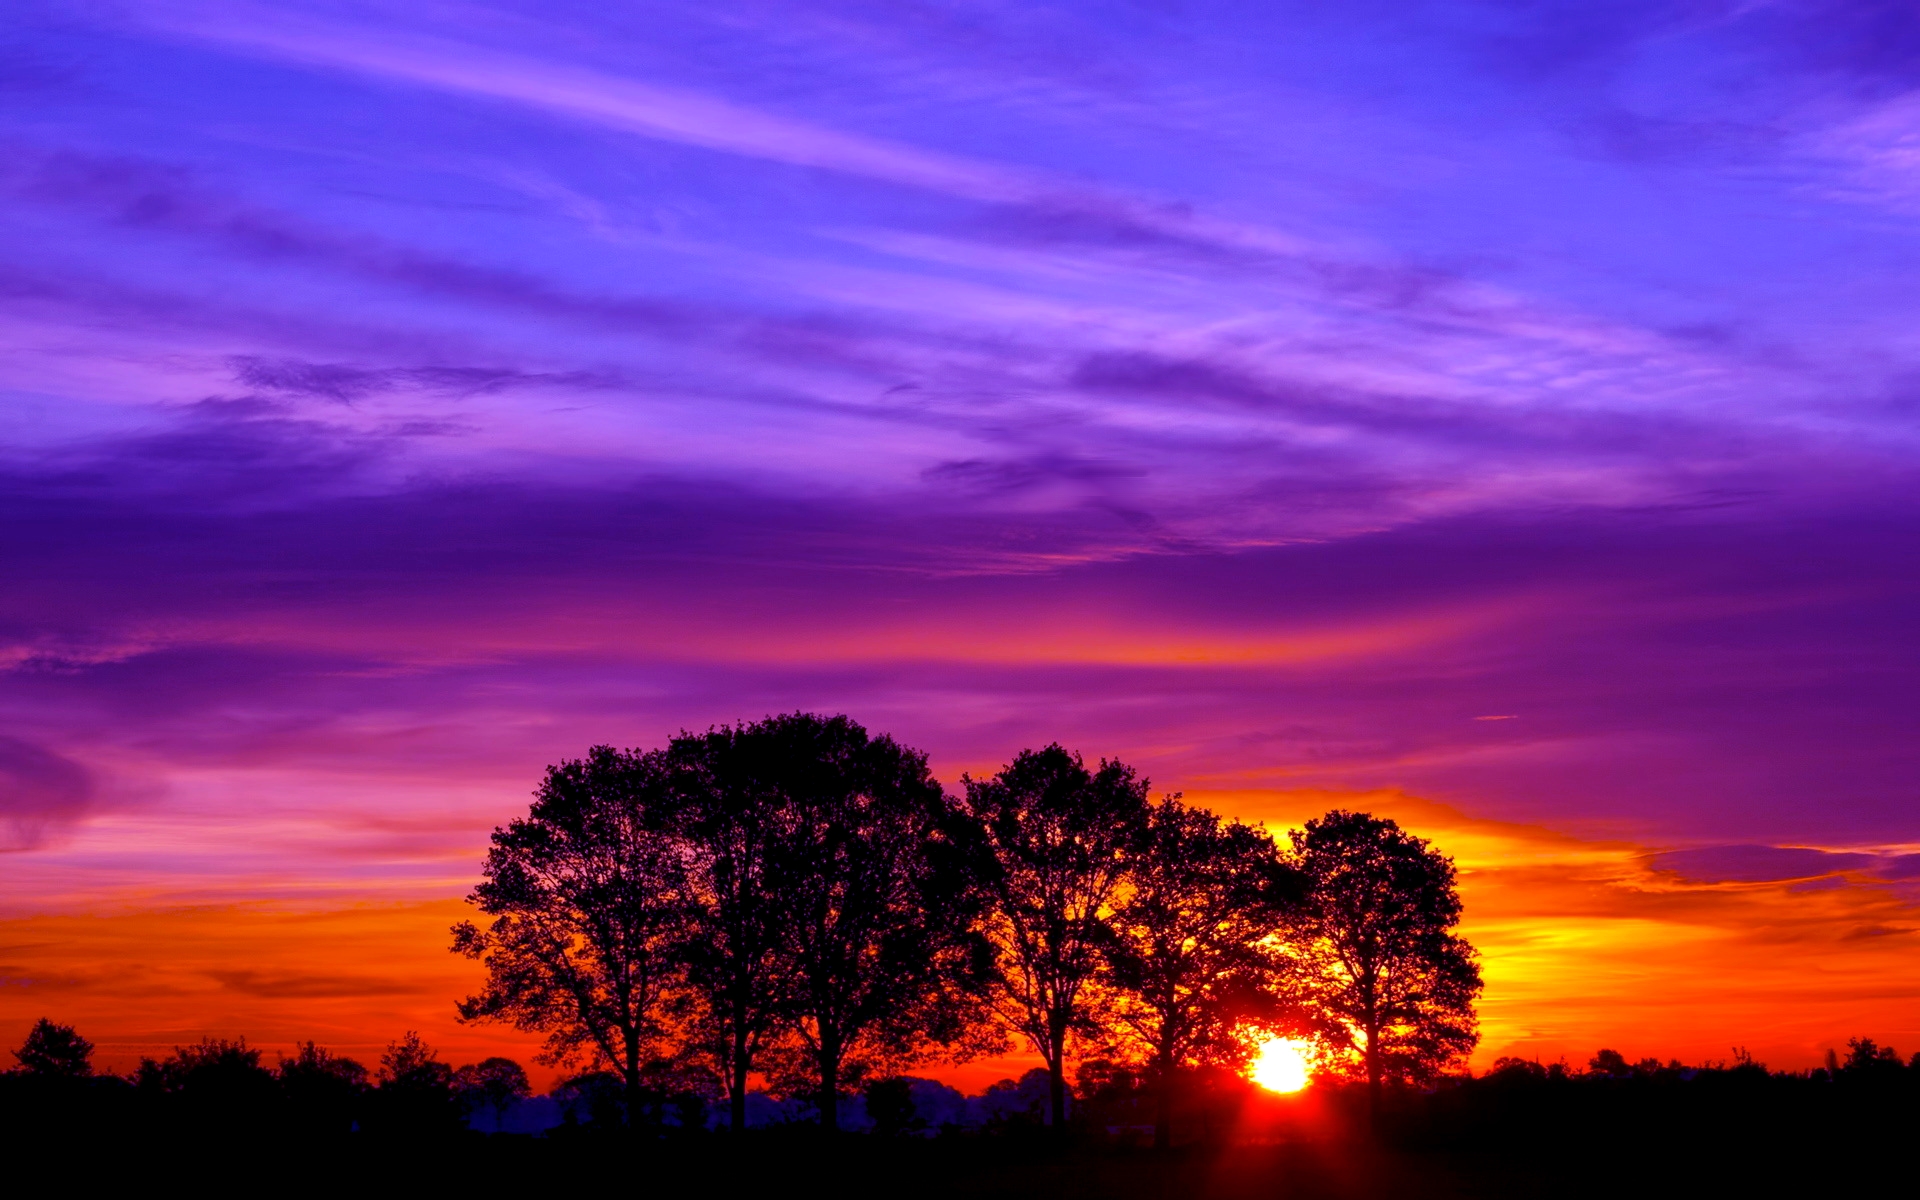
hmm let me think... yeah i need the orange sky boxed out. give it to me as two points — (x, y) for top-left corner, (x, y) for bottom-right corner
(7, 787), (1914, 1088)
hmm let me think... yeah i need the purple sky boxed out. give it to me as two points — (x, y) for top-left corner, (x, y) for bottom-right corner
(3, 1), (1919, 1068)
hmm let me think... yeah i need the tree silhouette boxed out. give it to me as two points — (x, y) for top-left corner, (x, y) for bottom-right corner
(863, 1076), (925, 1137)
(454, 1056), (532, 1130)
(277, 1042), (369, 1135)
(138, 1037), (281, 1130)
(665, 717), (810, 1132)
(453, 745), (692, 1126)
(1102, 796), (1304, 1147)
(1286, 810), (1481, 1120)
(960, 744), (1150, 1130)
(12, 1018), (93, 1078)
(373, 1031), (461, 1134)
(744, 713), (993, 1131)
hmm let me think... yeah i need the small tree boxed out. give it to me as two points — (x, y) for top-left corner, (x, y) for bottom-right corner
(1286, 810), (1481, 1120)
(138, 1037), (280, 1129)
(278, 1041), (368, 1134)
(453, 745), (692, 1125)
(863, 1077), (925, 1137)
(1103, 796), (1304, 1147)
(11, 1018), (93, 1078)
(454, 1056), (532, 1130)
(374, 1031), (460, 1133)
(960, 744), (1150, 1130)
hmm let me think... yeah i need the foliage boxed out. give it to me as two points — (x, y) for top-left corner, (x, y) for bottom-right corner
(664, 718), (808, 1132)
(11, 1018), (93, 1078)
(1100, 795), (1306, 1146)
(960, 744), (1151, 1129)
(863, 1077), (925, 1137)
(369, 1031), (462, 1134)
(453, 745), (693, 1121)
(1284, 811), (1482, 1111)
(736, 713), (994, 1130)
(278, 1041), (369, 1133)
(454, 1056), (532, 1128)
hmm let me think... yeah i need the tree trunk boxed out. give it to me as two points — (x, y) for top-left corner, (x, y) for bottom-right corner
(728, 1013), (752, 1133)
(1046, 1009), (1071, 1132)
(1048, 1055), (1067, 1132)
(730, 1044), (749, 1133)
(1364, 1014), (1382, 1130)
(625, 1036), (643, 1136)
(1153, 1048), (1173, 1150)
(819, 1046), (840, 1133)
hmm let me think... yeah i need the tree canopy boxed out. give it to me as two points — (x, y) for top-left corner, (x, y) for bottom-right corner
(960, 743), (1152, 1129)
(1102, 795), (1306, 1147)
(452, 745), (692, 1123)
(1285, 809), (1482, 1116)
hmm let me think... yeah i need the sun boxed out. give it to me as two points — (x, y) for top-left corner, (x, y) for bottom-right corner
(1250, 1036), (1315, 1093)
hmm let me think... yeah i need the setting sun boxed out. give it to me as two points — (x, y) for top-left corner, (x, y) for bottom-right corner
(1250, 1037), (1316, 1093)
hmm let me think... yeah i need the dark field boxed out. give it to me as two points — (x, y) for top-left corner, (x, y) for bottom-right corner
(19, 1071), (1897, 1198)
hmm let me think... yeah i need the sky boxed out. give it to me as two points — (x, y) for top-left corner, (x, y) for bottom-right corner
(3, 0), (1919, 1082)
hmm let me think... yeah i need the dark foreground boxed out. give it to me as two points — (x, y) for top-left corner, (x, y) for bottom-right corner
(11, 1061), (1911, 1196)
(60, 1133), (1847, 1199)
(21, 1100), (1879, 1200)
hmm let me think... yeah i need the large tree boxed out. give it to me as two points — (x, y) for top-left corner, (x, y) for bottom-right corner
(960, 744), (1150, 1130)
(1286, 810), (1481, 1119)
(452, 745), (692, 1125)
(664, 718), (804, 1133)
(1102, 795), (1304, 1148)
(747, 712), (992, 1131)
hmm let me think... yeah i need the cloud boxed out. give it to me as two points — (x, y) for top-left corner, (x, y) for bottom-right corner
(206, 968), (428, 999)
(0, 735), (94, 851)
(228, 356), (615, 403)
(1647, 844), (1879, 884)
(143, 6), (1037, 203)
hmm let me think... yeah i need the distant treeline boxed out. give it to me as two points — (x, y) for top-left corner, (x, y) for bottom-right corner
(6, 1020), (1918, 1153)
(448, 713), (1480, 1144)
(1, 1023), (527, 1138)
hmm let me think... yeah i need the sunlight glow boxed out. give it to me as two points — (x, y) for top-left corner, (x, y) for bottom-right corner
(1250, 1036), (1315, 1093)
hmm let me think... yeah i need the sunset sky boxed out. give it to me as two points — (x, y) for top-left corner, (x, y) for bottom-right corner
(4, 1), (1919, 1084)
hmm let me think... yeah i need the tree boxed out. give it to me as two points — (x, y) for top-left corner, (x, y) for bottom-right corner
(11, 1018), (93, 1078)
(863, 1077), (925, 1137)
(1286, 810), (1481, 1120)
(744, 713), (993, 1131)
(1102, 796), (1304, 1148)
(960, 744), (1150, 1130)
(453, 745), (692, 1126)
(374, 1031), (461, 1134)
(137, 1037), (281, 1129)
(454, 1056), (532, 1130)
(664, 717), (807, 1132)
(278, 1041), (369, 1134)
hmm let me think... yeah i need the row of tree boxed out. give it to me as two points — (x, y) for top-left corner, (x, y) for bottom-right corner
(452, 712), (1483, 1145)
(4, 1019), (531, 1134)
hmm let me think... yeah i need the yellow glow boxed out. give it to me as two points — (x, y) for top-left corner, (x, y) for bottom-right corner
(1250, 1036), (1315, 1093)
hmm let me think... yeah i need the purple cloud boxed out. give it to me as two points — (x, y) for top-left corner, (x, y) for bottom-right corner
(0, 735), (94, 852)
